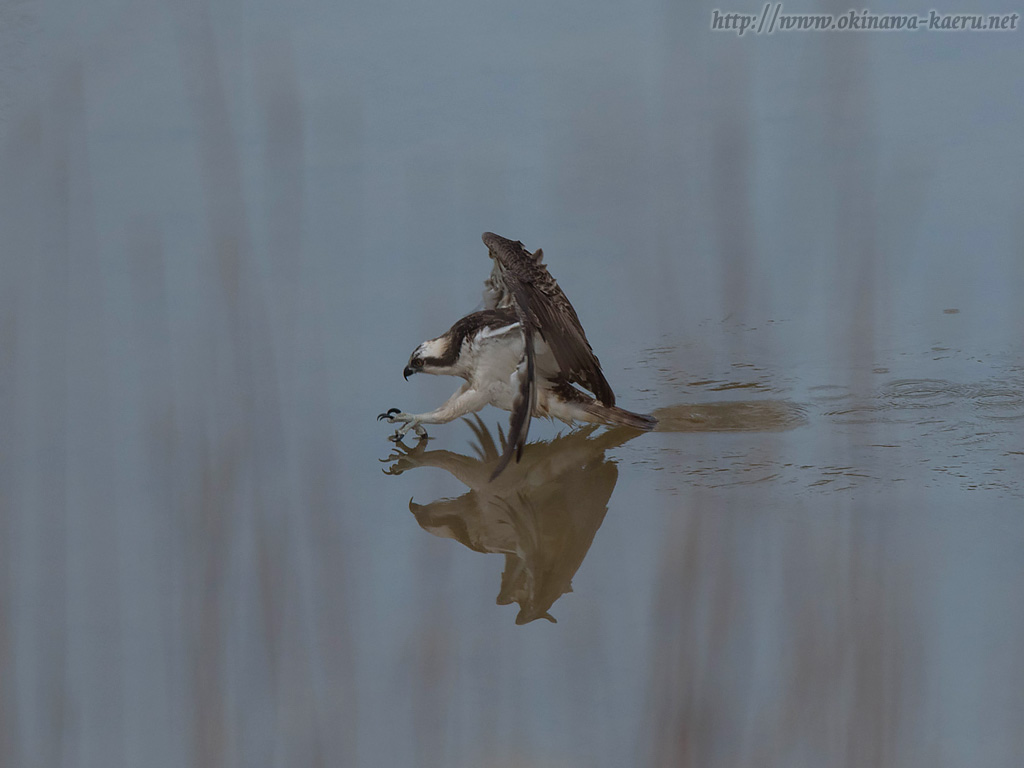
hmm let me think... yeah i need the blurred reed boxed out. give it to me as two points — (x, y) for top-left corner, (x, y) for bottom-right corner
(643, 13), (931, 768)
(1, 0), (1021, 765)
(0, 6), (357, 767)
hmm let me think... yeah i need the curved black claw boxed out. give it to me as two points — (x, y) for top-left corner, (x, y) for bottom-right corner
(377, 407), (401, 422)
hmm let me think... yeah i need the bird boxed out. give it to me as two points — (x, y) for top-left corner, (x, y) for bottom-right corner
(378, 232), (657, 478)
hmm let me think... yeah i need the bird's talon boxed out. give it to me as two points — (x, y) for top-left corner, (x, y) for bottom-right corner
(377, 407), (402, 422)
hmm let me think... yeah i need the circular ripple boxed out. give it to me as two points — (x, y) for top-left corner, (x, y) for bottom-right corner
(972, 386), (1024, 421)
(882, 379), (958, 408)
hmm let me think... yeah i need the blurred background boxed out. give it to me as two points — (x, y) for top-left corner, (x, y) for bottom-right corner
(1, 0), (1023, 765)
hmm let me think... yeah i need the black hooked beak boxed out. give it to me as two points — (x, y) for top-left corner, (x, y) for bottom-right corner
(403, 366), (415, 381)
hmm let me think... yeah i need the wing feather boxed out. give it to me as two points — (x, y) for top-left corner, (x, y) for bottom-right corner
(482, 232), (615, 478)
(482, 232), (614, 404)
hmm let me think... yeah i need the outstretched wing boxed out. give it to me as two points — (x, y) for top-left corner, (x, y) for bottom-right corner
(482, 232), (614, 479)
(482, 232), (614, 404)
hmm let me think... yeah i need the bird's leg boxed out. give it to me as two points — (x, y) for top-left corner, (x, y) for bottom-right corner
(377, 384), (489, 441)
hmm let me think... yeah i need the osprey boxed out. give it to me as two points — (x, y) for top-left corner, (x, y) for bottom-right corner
(378, 232), (656, 478)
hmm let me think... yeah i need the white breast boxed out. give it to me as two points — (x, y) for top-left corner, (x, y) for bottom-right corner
(462, 323), (524, 390)
(460, 323), (562, 413)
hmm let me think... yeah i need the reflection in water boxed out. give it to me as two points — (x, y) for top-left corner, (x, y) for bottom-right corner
(381, 401), (810, 624)
(382, 416), (641, 623)
(652, 400), (808, 432)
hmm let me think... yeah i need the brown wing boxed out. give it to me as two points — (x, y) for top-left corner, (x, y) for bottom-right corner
(481, 232), (614, 405)
(481, 232), (614, 480)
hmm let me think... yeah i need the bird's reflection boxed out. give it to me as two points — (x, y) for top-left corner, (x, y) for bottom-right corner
(381, 416), (643, 624)
(380, 400), (807, 624)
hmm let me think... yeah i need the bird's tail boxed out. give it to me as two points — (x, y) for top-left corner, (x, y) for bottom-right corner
(580, 402), (658, 431)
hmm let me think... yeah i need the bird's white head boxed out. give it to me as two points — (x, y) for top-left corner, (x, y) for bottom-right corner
(403, 336), (452, 379)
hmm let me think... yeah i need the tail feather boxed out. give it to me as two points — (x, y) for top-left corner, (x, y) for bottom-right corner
(580, 402), (657, 431)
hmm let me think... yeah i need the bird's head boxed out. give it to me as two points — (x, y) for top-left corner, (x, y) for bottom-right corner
(404, 336), (451, 379)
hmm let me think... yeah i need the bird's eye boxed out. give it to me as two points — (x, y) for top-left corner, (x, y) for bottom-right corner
(413, 358), (424, 368)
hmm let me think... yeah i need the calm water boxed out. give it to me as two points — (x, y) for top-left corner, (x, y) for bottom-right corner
(2, 0), (1023, 766)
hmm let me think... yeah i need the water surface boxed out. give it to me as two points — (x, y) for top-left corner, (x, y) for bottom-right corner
(1, 0), (1023, 766)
